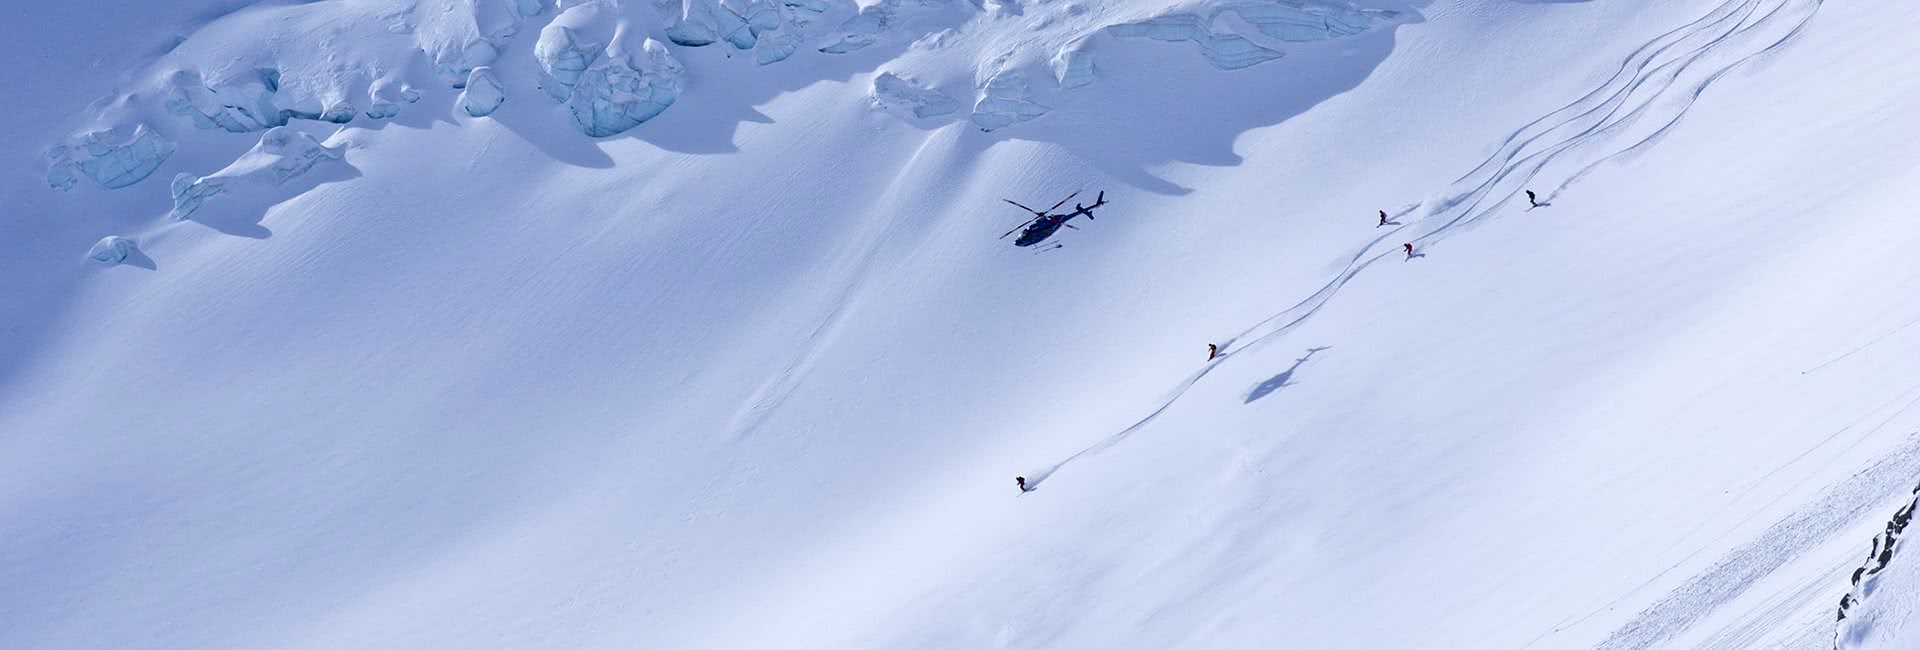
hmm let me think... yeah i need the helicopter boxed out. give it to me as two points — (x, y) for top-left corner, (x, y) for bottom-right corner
(998, 190), (1109, 247)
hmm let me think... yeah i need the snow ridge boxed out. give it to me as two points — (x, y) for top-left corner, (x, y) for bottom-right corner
(1836, 482), (1920, 647)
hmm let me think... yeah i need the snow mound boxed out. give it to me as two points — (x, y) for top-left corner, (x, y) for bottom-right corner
(872, 72), (961, 119)
(365, 78), (422, 120)
(971, 71), (1049, 131)
(567, 32), (685, 137)
(460, 67), (507, 117)
(534, 5), (685, 136)
(535, 2), (612, 103)
(85, 236), (138, 266)
(45, 124), (175, 191)
(1109, 0), (1399, 69)
(170, 127), (347, 221)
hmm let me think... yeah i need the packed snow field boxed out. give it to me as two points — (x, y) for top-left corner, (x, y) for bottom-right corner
(5, 0), (1920, 647)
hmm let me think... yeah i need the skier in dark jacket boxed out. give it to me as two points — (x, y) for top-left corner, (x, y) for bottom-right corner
(1016, 476), (1031, 492)
(1525, 190), (1539, 208)
(1378, 210), (1388, 227)
(1207, 343), (1219, 361)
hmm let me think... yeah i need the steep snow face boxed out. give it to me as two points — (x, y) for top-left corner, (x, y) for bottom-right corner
(8, 0), (1920, 649)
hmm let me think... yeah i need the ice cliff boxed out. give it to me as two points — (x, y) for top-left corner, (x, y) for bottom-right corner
(41, 0), (1414, 195)
(46, 125), (175, 191)
(1110, 0), (1400, 69)
(536, 3), (685, 136)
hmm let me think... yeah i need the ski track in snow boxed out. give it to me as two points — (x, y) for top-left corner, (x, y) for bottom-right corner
(1692, 551), (1851, 649)
(1800, 313), (1920, 376)
(1040, 0), (1824, 477)
(725, 133), (956, 440)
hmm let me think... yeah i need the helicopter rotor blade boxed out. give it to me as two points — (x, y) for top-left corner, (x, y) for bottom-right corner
(1047, 191), (1082, 213)
(1003, 198), (1041, 215)
(999, 217), (1039, 239)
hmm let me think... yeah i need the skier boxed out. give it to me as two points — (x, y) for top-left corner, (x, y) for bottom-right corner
(1207, 343), (1219, 361)
(1016, 476), (1032, 492)
(1525, 190), (1539, 208)
(1403, 242), (1415, 259)
(1377, 210), (1388, 227)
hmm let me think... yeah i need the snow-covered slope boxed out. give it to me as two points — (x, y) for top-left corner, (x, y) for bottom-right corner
(5, 0), (1920, 648)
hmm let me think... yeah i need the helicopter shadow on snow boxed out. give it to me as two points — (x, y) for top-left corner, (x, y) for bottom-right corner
(1246, 346), (1329, 403)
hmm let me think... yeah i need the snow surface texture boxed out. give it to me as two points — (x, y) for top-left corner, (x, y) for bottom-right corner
(8, 0), (1920, 648)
